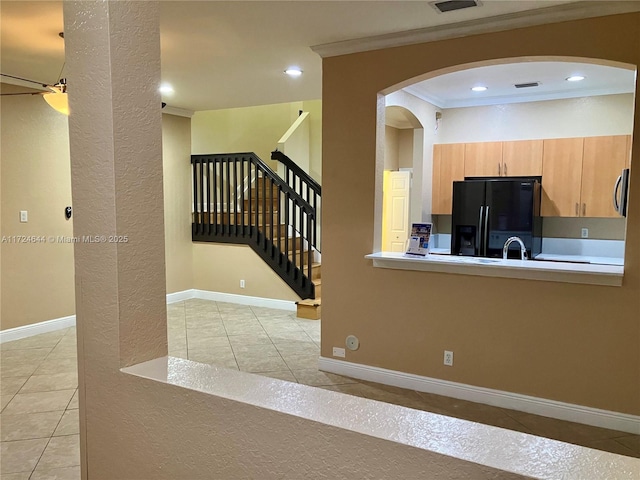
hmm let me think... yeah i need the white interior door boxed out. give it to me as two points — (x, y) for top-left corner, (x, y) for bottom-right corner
(382, 171), (411, 252)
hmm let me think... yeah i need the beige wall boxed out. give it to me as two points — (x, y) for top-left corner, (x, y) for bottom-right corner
(438, 93), (634, 143)
(384, 125), (400, 170)
(191, 100), (322, 169)
(162, 114), (193, 294)
(0, 83), (75, 330)
(192, 243), (299, 301)
(383, 126), (414, 171)
(0, 80), (194, 330)
(398, 129), (414, 169)
(302, 99), (323, 182)
(322, 13), (640, 415)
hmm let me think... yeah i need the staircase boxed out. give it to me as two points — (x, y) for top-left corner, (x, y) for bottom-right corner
(191, 152), (321, 319)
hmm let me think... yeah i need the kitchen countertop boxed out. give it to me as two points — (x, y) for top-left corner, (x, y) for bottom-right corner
(365, 252), (624, 286)
(428, 249), (624, 266)
(533, 253), (624, 266)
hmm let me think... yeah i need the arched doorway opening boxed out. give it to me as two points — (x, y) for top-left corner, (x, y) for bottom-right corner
(378, 57), (636, 259)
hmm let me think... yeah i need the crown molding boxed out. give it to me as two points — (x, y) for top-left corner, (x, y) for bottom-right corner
(162, 105), (194, 118)
(311, 2), (640, 58)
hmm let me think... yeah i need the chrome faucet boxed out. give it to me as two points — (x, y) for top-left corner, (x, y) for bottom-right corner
(503, 236), (528, 260)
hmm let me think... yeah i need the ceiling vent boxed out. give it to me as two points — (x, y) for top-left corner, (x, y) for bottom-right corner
(430, 0), (481, 13)
(514, 82), (541, 89)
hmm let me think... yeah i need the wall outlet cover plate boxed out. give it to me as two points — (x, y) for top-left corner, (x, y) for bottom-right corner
(332, 347), (346, 358)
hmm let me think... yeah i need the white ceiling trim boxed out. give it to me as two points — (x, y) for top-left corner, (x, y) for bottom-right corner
(162, 106), (194, 118)
(404, 84), (635, 109)
(311, 2), (640, 58)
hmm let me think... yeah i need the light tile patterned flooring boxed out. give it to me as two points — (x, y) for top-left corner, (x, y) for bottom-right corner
(1, 299), (639, 479)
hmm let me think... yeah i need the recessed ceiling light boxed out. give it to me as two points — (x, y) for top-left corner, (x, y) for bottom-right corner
(159, 84), (174, 94)
(471, 86), (488, 92)
(285, 67), (303, 77)
(566, 75), (585, 82)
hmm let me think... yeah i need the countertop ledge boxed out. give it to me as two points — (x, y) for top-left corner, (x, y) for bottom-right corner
(123, 356), (639, 479)
(366, 252), (624, 286)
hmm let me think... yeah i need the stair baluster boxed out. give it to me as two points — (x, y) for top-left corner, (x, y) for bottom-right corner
(191, 152), (317, 299)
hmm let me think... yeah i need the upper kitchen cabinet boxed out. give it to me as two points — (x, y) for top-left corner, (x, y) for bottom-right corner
(432, 143), (464, 214)
(463, 142), (502, 177)
(502, 140), (543, 177)
(541, 137), (584, 217)
(580, 135), (630, 217)
(541, 135), (631, 218)
(463, 140), (542, 177)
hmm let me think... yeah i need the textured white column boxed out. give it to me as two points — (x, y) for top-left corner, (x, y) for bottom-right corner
(63, 2), (165, 477)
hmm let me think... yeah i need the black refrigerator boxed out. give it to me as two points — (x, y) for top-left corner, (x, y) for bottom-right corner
(451, 177), (542, 259)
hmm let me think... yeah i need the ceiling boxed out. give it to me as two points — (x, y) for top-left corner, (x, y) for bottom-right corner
(405, 61), (637, 109)
(1, 1), (637, 113)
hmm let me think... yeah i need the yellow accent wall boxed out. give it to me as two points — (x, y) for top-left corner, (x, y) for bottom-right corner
(321, 13), (640, 415)
(191, 100), (322, 169)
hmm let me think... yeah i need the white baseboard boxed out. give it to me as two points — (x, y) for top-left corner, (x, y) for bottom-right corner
(319, 357), (640, 435)
(2, 289), (297, 344)
(0, 315), (76, 344)
(166, 289), (196, 304)
(193, 289), (297, 312)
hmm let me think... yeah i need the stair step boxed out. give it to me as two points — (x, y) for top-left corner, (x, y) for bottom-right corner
(311, 262), (321, 280)
(193, 212), (283, 225)
(272, 236), (303, 250)
(250, 185), (280, 197)
(296, 297), (321, 320)
(312, 279), (321, 298)
(243, 199), (279, 211)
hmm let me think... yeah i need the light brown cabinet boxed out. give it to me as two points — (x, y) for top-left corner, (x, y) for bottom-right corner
(580, 135), (630, 218)
(541, 135), (631, 218)
(462, 140), (543, 178)
(502, 140), (543, 177)
(541, 137), (584, 217)
(463, 142), (503, 177)
(433, 135), (631, 217)
(432, 143), (464, 214)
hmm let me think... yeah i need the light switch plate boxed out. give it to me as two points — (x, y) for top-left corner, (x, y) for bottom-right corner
(20, 210), (28, 223)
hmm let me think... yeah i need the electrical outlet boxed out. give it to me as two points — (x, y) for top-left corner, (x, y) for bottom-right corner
(581, 228), (589, 238)
(444, 350), (454, 366)
(332, 347), (346, 358)
(240, 279), (245, 288)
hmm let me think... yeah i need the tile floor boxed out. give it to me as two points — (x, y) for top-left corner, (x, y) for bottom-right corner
(1, 299), (639, 478)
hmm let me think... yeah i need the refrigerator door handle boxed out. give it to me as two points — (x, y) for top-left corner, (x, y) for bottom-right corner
(477, 206), (484, 254)
(483, 205), (490, 256)
(613, 173), (622, 213)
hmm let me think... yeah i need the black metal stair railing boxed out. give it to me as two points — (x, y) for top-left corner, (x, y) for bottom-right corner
(271, 150), (321, 251)
(191, 152), (317, 299)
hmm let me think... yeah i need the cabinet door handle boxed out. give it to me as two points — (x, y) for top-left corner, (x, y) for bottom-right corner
(504, 162), (507, 176)
(575, 203), (579, 216)
(582, 203), (586, 216)
(498, 163), (501, 176)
